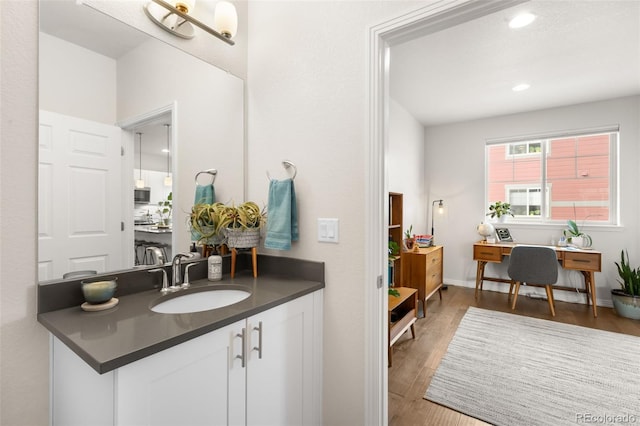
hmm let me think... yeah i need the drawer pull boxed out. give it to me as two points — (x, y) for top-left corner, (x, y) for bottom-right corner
(572, 259), (591, 263)
(480, 251), (494, 256)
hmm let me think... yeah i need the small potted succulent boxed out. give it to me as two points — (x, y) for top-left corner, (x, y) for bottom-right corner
(403, 225), (415, 251)
(486, 201), (513, 222)
(189, 201), (226, 246)
(219, 201), (266, 249)
(563, 219), (592, 248)
(612, 250), (640, 320)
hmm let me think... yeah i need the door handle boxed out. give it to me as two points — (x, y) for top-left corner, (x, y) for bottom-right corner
(252, 321), (263, 359)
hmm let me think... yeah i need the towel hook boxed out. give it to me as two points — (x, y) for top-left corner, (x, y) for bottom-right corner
(266, 160), (297, 181)
(195, 169), (217, 185)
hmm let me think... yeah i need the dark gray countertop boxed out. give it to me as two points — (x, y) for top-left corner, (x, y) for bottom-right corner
(38, 255), (324, 374)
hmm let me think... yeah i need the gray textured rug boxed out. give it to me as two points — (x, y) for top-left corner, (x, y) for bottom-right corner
(425, 307), (640, 426)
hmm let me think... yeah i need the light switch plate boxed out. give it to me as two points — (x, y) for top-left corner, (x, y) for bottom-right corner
(317, 218), (339, 243)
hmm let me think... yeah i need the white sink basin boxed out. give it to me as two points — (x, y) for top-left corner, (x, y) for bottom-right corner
(151, 288), (251, 314)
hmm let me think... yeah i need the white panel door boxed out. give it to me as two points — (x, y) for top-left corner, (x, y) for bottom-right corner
(39, 110), (123, 280)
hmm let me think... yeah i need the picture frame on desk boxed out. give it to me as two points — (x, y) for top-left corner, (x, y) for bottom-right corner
(495, 227), (513, 242)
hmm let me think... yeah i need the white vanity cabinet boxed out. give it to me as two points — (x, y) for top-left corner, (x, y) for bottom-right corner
(51, 291), (322, 426)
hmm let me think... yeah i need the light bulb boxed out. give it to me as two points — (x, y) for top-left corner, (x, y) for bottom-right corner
(213, 1), (238, 38)
(175, 0), (195, 14)
(164, 176), (173, 187)
(136, 179), (145, 189)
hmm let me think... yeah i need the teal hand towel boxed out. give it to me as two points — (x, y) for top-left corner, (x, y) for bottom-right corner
(264, 179), (298, 250)
(194, 184), (215, 205)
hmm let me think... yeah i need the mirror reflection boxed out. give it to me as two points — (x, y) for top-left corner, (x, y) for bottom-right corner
(38, 1), (244, 281)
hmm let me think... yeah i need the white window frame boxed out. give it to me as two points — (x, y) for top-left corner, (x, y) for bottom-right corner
(486, 126), (619, 225)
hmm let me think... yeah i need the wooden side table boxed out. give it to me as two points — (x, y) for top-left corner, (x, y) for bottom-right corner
(388, 287), (417, 367)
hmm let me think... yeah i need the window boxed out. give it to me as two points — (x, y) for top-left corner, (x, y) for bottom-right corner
(486, 129), (618, 224)
(507, 141), (542, 156)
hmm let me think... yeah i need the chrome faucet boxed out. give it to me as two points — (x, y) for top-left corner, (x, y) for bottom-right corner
(148, 268), (170, 294)
(145, 246), (165, 265)
(171, 254), (190, 290)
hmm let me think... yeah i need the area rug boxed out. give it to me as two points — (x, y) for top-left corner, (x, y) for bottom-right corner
(424, 307), (640, 426)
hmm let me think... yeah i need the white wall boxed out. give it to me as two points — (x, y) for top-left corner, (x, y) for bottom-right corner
(1, 1), (49, 425)
(39, 33), (117, 124)
(117, 38), (244, 254)
(389, 98), (427, 234)
(424, 95), (640, 305)
(246, 2), (429, 424)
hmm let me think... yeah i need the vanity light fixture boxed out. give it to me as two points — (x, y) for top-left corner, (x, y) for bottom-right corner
(136, 133), (145, 189)
(144, 0), (237, 46)
(509, 12), (536, 29)
(163, 124), (172, 187)
(512, 83), (531, 92)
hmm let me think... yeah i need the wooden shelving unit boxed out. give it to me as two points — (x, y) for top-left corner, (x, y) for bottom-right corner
(388, 192), (403, 285)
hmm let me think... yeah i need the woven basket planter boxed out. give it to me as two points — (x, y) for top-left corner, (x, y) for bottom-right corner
(224, 227), (261, 249)
(192, 225), (225, 246)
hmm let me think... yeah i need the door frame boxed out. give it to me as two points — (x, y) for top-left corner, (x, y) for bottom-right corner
(364, 1), (526, 424)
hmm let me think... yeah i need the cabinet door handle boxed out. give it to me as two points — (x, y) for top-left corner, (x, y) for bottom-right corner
(235, 328), (246, 368)
(252, 321), (263, 359)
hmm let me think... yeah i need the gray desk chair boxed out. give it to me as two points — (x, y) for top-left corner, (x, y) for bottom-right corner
(507, 245), (559, 316)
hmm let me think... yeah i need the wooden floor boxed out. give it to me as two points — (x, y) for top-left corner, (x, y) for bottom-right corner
(388, 285), (640, 426)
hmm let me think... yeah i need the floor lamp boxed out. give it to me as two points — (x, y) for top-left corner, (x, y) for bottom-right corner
(431, 199), (447, 289)
(431, 199), (444, 237)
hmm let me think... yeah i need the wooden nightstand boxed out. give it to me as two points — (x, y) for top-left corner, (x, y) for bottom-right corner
(388, 287), (417, 367)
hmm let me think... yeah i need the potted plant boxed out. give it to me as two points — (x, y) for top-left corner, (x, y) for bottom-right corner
(563, 219), (592, 248)
(486, 201), (513, 222)
(156, 192), (172, 227)
(612, 250), (640, 319)
(403, 225), (415, 251)
(219, 201), (266, 249)
(189, 201), (226, 246)
(388, 240), (400, 296)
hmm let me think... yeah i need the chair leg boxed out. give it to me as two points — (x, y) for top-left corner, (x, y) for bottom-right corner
(508, 280), (515, 301)
(511, 282), (521, 311)
(545, 285), (556, 316)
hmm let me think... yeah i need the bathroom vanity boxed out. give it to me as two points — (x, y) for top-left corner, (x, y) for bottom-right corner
(38, 255), (324, 426)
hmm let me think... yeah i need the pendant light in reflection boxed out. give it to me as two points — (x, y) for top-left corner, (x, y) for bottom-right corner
(135, 132), (145, 189)
(163, 124), (172, 187)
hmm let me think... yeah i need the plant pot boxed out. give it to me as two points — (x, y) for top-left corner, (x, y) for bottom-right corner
(224, 227), (261, 249)
(192, 225), (225, 246)
(611, 289), (640, 320)
(404, 238), (415, 251)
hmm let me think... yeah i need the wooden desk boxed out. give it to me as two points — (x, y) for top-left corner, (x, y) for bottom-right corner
(388, 287), (417, 367)
(473, 242), (601, 317)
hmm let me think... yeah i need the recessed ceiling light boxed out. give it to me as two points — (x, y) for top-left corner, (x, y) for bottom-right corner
(509, 13), (536, 29)
(512, 83), (530, 92)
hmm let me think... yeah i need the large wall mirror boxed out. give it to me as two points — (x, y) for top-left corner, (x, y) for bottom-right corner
(38, 0), (244, 281)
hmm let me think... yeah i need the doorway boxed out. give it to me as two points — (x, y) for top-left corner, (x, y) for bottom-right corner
(365, 1), (525, 424)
